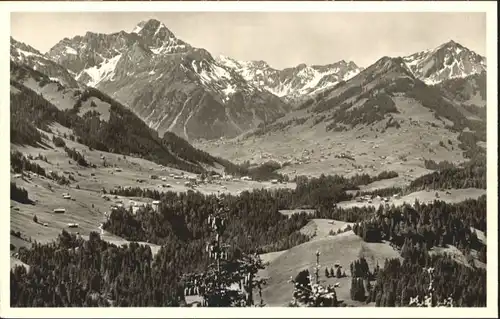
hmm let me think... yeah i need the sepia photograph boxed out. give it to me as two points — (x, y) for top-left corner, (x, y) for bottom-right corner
(1, 1), (497, 318)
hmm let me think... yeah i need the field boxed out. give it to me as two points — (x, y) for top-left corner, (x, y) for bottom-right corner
(259, 229), (401, 307)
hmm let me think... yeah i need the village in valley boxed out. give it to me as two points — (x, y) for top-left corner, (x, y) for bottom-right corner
(7, 9), (491, 311)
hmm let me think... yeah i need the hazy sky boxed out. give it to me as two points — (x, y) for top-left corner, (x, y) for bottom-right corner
(11, 12), (486, 69)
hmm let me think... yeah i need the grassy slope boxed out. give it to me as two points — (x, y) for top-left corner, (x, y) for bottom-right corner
(10, 128), (296, 251)
(259, 230), (401, 307)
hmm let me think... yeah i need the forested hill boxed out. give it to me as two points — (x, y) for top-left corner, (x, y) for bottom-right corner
(10, 61), (233, 174)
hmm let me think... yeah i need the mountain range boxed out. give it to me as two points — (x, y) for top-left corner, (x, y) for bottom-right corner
(10, 18), (487, 146)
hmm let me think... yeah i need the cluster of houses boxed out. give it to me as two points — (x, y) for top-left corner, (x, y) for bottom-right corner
(355, 193), (401, 204)
(105, 197), (161, 216)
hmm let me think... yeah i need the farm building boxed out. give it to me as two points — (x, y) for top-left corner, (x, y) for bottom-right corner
(240, 176), (252, 181)
(150, 175), (158, 180)
(271, 179), (278, 184)
(152, 200), (160, 213)
(62, 193), (71, 199)
(67, 223), (79, 228)
(114, 168), (122, 172)
(53, 208), (66, 214)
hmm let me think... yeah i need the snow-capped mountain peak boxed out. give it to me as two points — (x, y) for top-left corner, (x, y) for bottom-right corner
(403, 39), (486, 85)
(216, 55), (363, 100)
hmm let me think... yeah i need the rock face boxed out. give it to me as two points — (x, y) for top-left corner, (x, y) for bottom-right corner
(46, 19), (290, 141)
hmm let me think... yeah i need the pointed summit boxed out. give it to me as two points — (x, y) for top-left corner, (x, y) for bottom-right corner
(130, 19), (188, 52)
(132, 19), (172, 38)
(403, 40), (486, 85)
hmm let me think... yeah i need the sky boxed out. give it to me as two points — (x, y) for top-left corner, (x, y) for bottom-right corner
(10, 12), (486, 69)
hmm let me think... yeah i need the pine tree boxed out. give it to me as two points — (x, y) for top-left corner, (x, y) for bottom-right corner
(336, 266), (342, 278)
(181, 196), (268, 307)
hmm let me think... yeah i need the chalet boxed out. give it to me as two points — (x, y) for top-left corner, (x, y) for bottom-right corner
(152, 200), (160, 212)
(53, 208), (66, 214)
(131, 204), (143, 215)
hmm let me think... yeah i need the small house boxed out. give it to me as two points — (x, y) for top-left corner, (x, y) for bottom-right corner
(271, 179), (278, 184)
(131, 204), (143, 215)
(63, 193), (71, 199)
(152, 200), (160, 212)
(53, 208), (66, 214)
(67, 223), (78, 228)
(115, 168), (122, 172)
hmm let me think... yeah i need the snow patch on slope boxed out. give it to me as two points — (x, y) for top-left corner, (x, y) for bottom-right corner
(65, 46), (77, 55)
(78, 54), (122, 87)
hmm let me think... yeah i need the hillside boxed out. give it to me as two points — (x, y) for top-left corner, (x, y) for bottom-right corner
(196, 42), (487, 178)
(44, 19), (290, 140)
(10, 61), (237, 174)
(10, 37), (80, 88)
